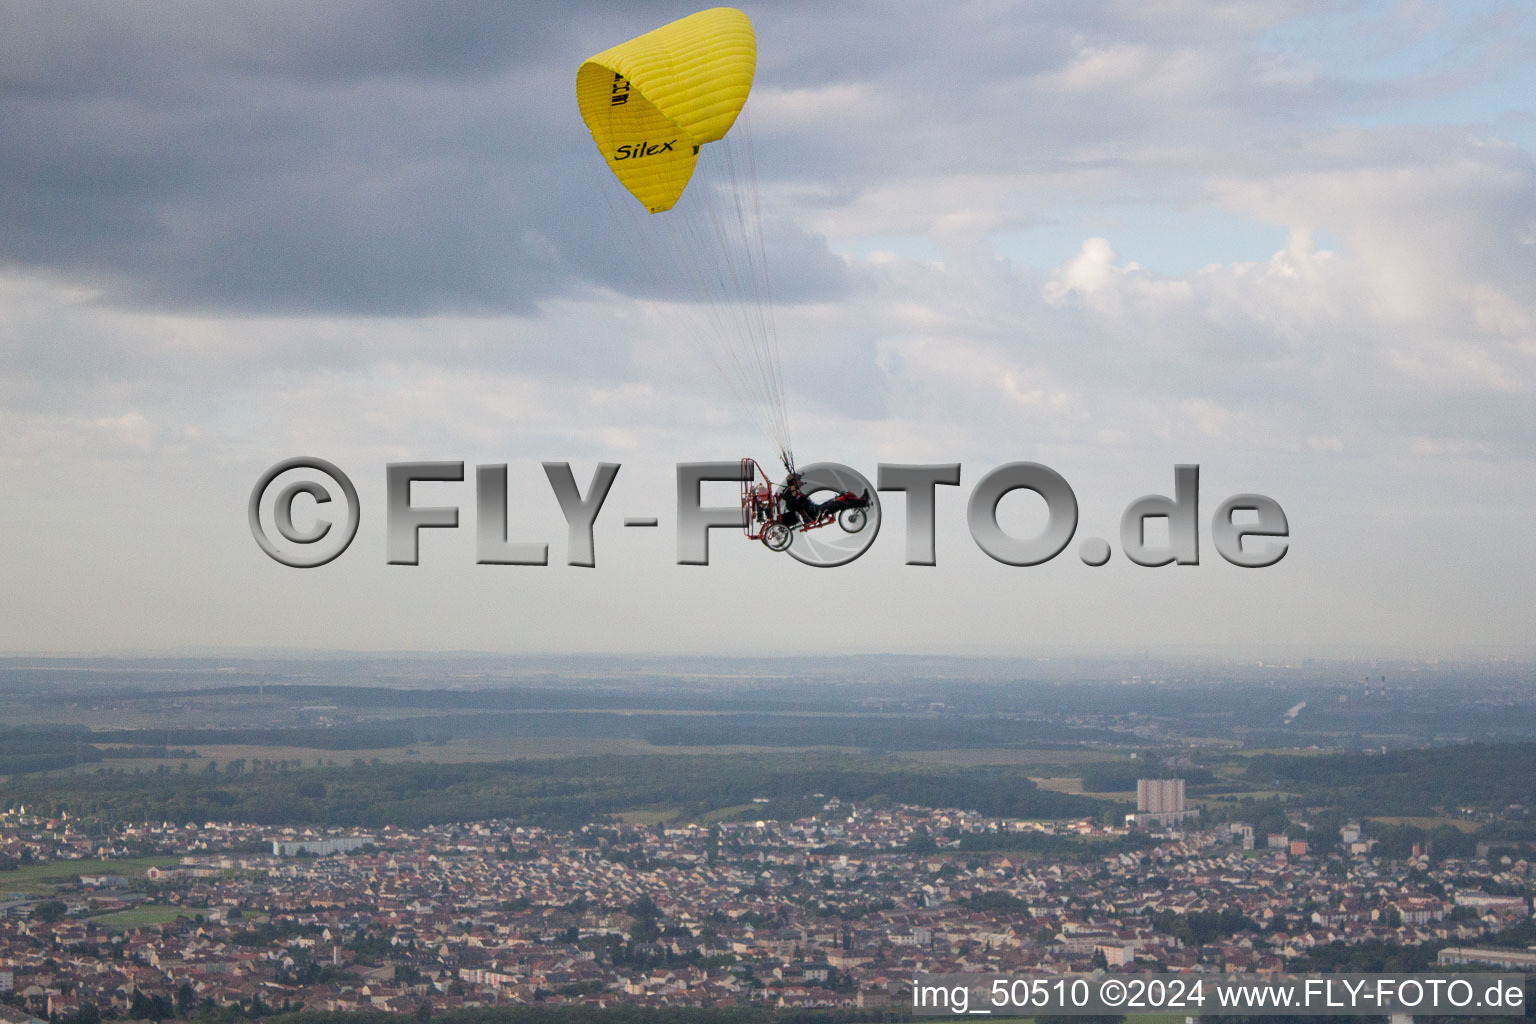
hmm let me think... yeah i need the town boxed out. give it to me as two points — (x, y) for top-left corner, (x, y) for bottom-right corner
(2, 795), (1531, 1018)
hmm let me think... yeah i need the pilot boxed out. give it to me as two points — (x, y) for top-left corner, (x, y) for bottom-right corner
(779, 470), (820, 526)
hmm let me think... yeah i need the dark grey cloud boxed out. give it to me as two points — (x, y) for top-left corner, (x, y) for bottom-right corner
(3, 1), (610, 96)
(0, 0), (854, 316)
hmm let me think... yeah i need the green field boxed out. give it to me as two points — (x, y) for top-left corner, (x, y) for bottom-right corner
(67, 735), (861, 777)
(0, 856), (179, 895)
(1198, 790), (1303, 805)
(612, 807), (676, 825)
(696, 802), (761, 823)
(1369, 814), (1479, 832)
(898, 748), (1130, 768)
(90, 904), (188, 929)
(1030, 776), (1085, 794)
(614, 801), (783, 825)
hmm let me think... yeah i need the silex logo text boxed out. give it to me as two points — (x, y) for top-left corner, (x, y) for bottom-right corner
(613, 139), (677, 160)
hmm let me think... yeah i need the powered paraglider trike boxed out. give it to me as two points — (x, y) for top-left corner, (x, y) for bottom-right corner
(739, 458), (870, 553)
(581, 10), (869, 555)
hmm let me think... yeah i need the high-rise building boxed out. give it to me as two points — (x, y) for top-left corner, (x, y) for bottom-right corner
(1130, 778), (1195, 826)
(1136, 778), (1185, 814)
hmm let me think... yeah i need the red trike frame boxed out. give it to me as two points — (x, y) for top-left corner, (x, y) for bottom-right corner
(740, 458), (781, 543)
(740, 457), (854, 545)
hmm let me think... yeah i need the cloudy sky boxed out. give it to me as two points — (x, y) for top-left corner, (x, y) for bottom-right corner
(2, 0), (1533, 658)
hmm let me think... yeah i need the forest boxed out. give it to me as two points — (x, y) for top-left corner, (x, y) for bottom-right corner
(0, 752), (1109, 828)
(1233, 743), (1536, 815)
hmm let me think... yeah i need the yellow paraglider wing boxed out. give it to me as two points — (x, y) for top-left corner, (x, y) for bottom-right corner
(576, 7), (756, 213)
